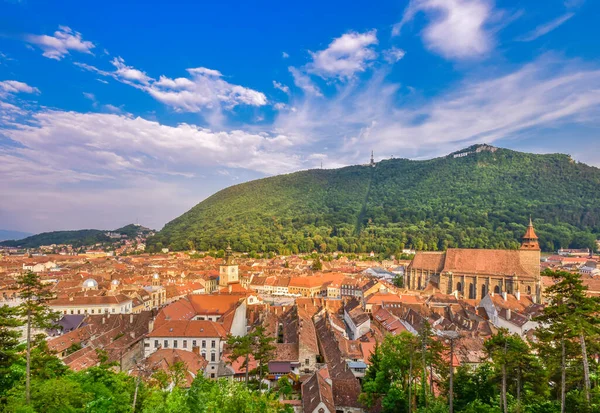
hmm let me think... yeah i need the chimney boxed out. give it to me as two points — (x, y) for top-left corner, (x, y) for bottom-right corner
(506, 309), (511, 320)
(130, 314), (134, 324)
(148, 318), (154, 332)
(502, 291), (507, 301)
(102, 317), (105, 325)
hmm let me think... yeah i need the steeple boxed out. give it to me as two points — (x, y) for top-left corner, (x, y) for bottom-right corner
(521, 217), (540, 250)
(224, 243), (234, 265)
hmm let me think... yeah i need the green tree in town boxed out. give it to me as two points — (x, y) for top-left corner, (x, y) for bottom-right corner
(0, 305), (24, 401)
(251, 325), (276, 387)
(311, 256), (322, 271)
(16, 271), (60, 406)
(536, 270), (600, 412)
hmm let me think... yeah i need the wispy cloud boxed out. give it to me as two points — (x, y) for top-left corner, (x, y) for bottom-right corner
(25, 26), (95, 60)
(275, 56), (600, 163)
(76, 58), (268, 112)
(518, 13), (575, 42)
(273, 80), (290, 95)
(383, 47), (406, 63)
(394, 0), (495, 60)
(306, 30), (378, 80)
(0, 80), (40, 97)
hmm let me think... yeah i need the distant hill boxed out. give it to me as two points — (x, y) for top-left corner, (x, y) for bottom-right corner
(0, 224), (153, 248)
(0, 230), (33, 242)
(148, 145), (600, 254)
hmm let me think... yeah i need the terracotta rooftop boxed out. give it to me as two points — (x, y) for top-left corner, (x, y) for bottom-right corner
(148, 319), (227, 338)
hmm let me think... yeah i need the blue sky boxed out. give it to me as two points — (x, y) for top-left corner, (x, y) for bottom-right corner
(1, 0), (599, 233)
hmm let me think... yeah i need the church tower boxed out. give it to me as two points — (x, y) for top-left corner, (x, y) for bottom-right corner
(219, 244), (239, 287)
(519, 217), (542, 302)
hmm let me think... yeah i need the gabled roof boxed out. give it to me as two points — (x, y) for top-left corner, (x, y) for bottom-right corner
(443, 249), (533, 277)
(302, 368), (335, 413)
(148, 320), (227, 338)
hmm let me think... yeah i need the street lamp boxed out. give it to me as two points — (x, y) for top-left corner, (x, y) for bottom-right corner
(440, 330), (460, 413)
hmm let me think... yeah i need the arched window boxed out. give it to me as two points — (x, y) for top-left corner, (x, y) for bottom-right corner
(456, 282), (462, 293)
(469, 283), (476, 299)
(527, 285), (532, 294)
(481, 284), (487, 298)
(494, 285), (501, 294)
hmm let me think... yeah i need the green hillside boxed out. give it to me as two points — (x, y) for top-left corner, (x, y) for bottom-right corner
(148, 145), (600, 254)
(0, 224), (152, 248)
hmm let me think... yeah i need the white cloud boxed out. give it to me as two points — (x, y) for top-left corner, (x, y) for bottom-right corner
(111, 57), (152, 84)
(394, 0), (494, 60)
(518, 13), (575, 42)
(1, 110), (304, 181)
(289, 66), (323, 97)
(25, 26), (95, 60)
(282, 52), (290, 58)
(307, 30), (378, 79)
(0, 80), (40, 97)
(76, 59), (267, 112)
(273, 80), (290, 95)
(383, 47), (406, 63)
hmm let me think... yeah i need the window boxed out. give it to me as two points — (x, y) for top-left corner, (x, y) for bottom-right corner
(202, 340), (206, 348)
(91, 309), (94, 314)
(210, 373), (215, 378)
(174, 340), (178, 348)
(202, 352), (206, 359)
(183, 340), (187, 348)
(77, 310), (81, 314)
(192, 340), (197, 347)
(211, 353), (216, 362)
(305, 358), (309, 366)
(211, 340), (216, 348)
(112, 308), (116, 313)
(154, 340), (159, 348)
(164, 340), (169, 348)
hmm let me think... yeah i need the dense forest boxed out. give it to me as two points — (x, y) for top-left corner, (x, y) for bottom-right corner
(0, 224), (153, 248)
(148, 145), (600, 255)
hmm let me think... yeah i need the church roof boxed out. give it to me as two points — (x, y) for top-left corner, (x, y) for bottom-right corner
(410, 252), (445, 272)
(410, 248), (537, 279)
(444, 248), (535, 276)
(443, 249), (534, 277)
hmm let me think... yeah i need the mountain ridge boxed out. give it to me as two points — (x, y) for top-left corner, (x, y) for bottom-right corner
(0, 224), (153, 248)
(147, 145), (600, 255)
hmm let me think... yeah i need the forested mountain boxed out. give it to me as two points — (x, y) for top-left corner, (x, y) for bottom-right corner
(0, 224), (152, 248)
(148, 145), (600, 255)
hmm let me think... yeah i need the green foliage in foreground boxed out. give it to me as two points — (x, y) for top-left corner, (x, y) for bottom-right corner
(149, 146), (600, 255)
(1, 363), (291, 413)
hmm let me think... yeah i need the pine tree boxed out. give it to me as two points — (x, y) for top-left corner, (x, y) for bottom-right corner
(226, 334), (253, 387)
(535, 270), (600, 411)
(16, 271), (59, 406)
(251, 325), (276, 387)
(0, 305), (23, 399)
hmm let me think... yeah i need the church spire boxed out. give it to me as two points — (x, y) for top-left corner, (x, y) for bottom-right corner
(521, 217), (540, 250)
